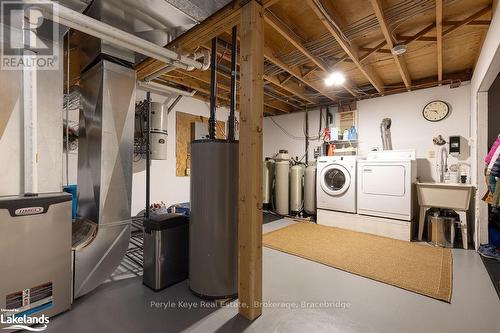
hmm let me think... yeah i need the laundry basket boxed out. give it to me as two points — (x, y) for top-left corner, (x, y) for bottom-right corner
(428, 216), (456, 248)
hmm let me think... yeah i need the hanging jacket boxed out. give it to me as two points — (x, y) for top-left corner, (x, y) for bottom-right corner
(486, 137), (500, 165)
(490, 174), (497, 193)
(493, 181), (500, 208)
(492, 155), (500, 178)
(487, 144), (500, 172)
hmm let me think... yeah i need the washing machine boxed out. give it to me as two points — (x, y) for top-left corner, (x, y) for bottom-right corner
(316, 155), (357, 213)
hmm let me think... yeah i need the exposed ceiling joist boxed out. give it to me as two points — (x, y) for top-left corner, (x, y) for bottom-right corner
(443, 4), (492, 36)
(181, 69), (301, 109)
(436, 0), (443, 82)
(264, 10), (358, 97)
(264, 45), (338, 102)
(262, 0), (282, 9)
(136, 1), (244, 80)
(306, 0), (385, 93)
(263, 74), (315, 103)
(264, 12), (329, 71)
(160, 73), (292, 114)
(204, 34), (313, 105)
(359, 5), (492, 56)
(370, 0), (412, 90)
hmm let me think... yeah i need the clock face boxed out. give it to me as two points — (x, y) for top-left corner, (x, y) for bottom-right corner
(423, 100), (449, 122)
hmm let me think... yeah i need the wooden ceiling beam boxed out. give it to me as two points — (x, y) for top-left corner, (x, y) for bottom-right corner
(179, 70), (299, 112)
(436, 0), (443, 82)
(135, 1), (244, 80)
(443, 20), (490, 26)
(263, 74), (315, 103)
(306, 0), (385, 93)
(281, 74), (293, 85)
(160, 73), (292, 114)
(264, 12), (329, 71)
(362, 5), (492, 55)
(264, 9), (358, 97)
(264, 45), (338, 102)
(443, 5), (492, 37)
(370, 0), (412, 89)
(262, 0), (283, 9)
(203, 32), (314, 105)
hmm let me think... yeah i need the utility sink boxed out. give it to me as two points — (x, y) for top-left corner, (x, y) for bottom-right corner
(416, 182), (475, 211)
(416, 182), (475, 247)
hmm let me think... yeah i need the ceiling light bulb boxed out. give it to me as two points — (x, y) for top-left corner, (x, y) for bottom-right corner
(324, 72), (345, 86)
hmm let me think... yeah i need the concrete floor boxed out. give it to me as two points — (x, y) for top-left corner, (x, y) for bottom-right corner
(46, 219), (500, 333)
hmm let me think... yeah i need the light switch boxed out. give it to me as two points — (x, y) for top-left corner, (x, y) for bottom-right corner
(428, 150), (435, 158)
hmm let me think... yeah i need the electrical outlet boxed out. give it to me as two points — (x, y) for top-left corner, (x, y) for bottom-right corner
(428, 150), (435, 158)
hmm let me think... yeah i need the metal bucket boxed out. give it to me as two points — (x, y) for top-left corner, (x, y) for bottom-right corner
(428, 216), (456, 248)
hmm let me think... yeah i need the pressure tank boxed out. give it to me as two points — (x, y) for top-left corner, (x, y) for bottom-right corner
(189, 140), (238, 299)
(262, 158), (275, 211)
(274, 160), (290, 215)
(150, 102), (168, 160)
(304, 164), (317, 215)
(290, 164), (305, 214)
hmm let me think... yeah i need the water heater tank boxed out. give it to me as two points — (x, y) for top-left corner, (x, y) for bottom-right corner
(189, 140), (238, 299)
(150, 102), (168, 160)
(304, 164), (317, 215)
(274, 160), (290, 215)
(290, 165), (305, 214)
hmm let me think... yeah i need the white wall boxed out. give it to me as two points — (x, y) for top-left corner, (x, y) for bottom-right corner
(263, 107), (332, 163)
(131, 92), (235, 215)
(264, 84), (472, 183)
(357, 84), (471, 182)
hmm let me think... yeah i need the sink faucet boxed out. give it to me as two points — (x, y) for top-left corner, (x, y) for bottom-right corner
(437, 145), (448, 183)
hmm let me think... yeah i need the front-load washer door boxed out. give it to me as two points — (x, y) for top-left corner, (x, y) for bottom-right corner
(320, 164), (351, 196)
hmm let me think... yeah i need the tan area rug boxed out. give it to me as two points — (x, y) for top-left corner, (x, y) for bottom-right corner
(263, 223), (453, 302)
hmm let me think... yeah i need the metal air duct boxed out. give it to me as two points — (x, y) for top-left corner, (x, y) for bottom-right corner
(73, 60), (136, 298)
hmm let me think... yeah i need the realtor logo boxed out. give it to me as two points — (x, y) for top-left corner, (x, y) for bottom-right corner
(0, 0), (59, 70)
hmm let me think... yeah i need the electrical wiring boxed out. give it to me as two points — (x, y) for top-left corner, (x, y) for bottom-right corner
(269, 117), (306, 140)
(265, 0), (459, 76)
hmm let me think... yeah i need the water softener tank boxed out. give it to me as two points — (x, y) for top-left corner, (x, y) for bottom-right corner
(304, 164), (317, 215)
(275, 160), (290, 215)
(262, 158), (275, 211)
(189, 140), (238, 299)
(290, 164), (305, 214)
(150, 102), (168, 160)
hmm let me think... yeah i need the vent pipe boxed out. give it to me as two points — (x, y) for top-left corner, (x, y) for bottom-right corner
(209, 37), (217, 140)
(380, 118), (393, 150)
(228, 26), (237, 141)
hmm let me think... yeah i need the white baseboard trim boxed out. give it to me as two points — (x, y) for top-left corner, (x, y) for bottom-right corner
(317, 209), (414, 241)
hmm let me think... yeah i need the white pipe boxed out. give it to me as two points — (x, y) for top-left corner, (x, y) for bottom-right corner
(40, 3), (205, 71)
(137, 81), (196, 97)
(22, 50), (38, 194)
(144, 49), (211, 82)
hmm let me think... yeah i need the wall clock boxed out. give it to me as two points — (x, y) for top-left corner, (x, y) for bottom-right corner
(423, 100), (449, 122)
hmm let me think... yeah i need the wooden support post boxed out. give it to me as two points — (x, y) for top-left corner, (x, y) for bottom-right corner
(436, 0), (443, 83)
(238, 0), (263, 321)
